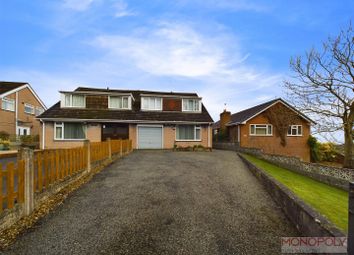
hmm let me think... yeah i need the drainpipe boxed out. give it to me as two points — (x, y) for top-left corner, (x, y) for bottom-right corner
(15, 91), (18, 136)
(237, 125), (240, 144)
(207, 124), (211, 148)
(40, 120), (45, 149)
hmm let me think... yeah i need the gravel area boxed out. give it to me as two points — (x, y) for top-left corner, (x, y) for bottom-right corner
(3, 150), (297, 254)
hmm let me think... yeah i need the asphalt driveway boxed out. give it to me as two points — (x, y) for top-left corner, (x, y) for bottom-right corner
(4, 150), (297, 254)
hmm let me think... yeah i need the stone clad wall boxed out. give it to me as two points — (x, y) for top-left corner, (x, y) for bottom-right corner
(214, 142), (353, 190)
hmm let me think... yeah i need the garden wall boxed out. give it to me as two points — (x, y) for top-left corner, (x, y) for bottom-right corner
(213, 142), (353, 190)
(239, 154), (346, 239)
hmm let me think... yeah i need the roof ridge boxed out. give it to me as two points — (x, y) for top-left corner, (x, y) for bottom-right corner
(75, 86), (198, 95)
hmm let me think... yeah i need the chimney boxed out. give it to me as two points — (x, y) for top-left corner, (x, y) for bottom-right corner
(220, 109), (231, 133)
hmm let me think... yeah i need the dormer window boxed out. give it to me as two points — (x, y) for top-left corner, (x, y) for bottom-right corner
(141, 97), (162, 111)
(109, 96), (131, 109)
(62, 94), (85, 108)
(182, 98), (201, 112)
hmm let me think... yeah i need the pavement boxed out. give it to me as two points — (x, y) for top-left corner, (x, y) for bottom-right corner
(3, 150), (298, 255)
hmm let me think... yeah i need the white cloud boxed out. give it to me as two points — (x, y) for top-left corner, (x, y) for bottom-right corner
(114, 0), (137, 18)
(62, 0), (95, 11)
(92, 22), (269, 83)
(177, 0), (270, 12)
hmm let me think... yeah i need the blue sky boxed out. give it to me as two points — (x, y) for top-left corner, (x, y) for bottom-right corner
(0, 0), (353, 131)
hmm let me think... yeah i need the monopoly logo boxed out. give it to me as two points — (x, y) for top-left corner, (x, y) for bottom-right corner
(281, 237), (347, 253)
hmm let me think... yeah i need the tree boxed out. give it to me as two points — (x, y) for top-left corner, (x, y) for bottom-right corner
(284, 22), (354, 168)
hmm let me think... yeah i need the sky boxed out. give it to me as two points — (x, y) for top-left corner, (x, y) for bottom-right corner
(0, 0), (353, 141)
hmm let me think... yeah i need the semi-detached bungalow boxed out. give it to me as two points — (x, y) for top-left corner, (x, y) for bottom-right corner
(38, 87), (214, 149)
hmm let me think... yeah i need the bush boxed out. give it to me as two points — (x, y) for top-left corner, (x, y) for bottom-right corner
(308, 135), (320, 162)
(0, 131), (10, 141)
(318, 142), (337, 162)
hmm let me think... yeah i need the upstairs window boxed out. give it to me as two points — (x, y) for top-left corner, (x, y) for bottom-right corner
(288, 125), (302, 136)
(141, 97), (162, 111)
(176, 125), (201, 141)
(250, 124), (272, 136)
(24, 104), (35, 114)
(109, 96), (130, 109)
(1, 97), (15, 111)
(63, 94), (85, 108)
(182, 99), (201, 112)
(35, 107), (44, 116)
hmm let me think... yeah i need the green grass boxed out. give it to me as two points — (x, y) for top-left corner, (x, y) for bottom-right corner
(242, 154), (348, 232)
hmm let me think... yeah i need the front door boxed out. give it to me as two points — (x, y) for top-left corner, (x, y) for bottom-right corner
(18, 126), (30, 136)
(102, 123), (129, 141)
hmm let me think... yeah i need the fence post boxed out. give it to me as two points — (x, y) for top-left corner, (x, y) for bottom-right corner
(107, 138), (112, 160)
(85, 140), (91, 173)
(20, 148), (34, 216)
(120, 140), (123, 157)
(348, 182), (354, 254)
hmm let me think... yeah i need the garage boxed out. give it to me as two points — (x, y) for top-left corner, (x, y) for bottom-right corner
(137, 126), (163, 149)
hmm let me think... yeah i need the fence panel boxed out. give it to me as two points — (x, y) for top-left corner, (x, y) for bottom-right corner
(0, 160), (25, 212)
(0, 139), (130, 215)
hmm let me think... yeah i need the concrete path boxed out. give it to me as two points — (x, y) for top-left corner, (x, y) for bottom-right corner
(4, 150), (297, 255)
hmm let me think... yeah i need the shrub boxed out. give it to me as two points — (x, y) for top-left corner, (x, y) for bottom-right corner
(308, 135), (320, 162)
(0, 131), (10, 141)
(318, 142), (337, 162)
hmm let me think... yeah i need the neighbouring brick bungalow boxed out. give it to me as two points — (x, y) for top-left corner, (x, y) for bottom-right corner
(0, 82), (46, 136)
(38, 87), (214, 149)
(213, 98), (314, 162)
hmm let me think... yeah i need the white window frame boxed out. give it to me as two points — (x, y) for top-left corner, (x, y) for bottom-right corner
(35, 106), (44, 116)
(175, 125), (202, 141)
(24, 103), (35, 115)
(287, 125), (303, 136)
(61, 94), (86, 108)
(108, 96), (131, 110)
(54, 122), (87, 141)
(1, 97), (15, 112)
(249, 124), (273, 136)
(141, 97), (163, 111)
(182, 98), (202, 112)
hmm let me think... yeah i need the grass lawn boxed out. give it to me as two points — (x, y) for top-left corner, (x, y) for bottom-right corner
(242, 154), (348, 232)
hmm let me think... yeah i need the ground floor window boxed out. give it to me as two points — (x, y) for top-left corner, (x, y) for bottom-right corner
(250, 124), (272, 136)
(55, 122), (86, 140)
(176, 125), (201, 141)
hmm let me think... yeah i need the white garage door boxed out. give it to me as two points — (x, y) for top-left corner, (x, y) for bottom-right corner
(138, 126), (163, 149)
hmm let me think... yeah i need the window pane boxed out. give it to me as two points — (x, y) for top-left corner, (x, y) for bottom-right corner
(110, 97), (119, 108)
(155, 98), (161, 110)
(73, 95), (85, 107)
(142, 98), (149, 109)
(298, 126), (302, 135)
(288, 126), (292, 135)
(196, 128), (201, 140)
(268, 125), (272, 135)
(65, 94), (71, 106)
(122, 97), (128, 108)
(25, 105), (34, 114)
(55, 126), (62, 139)
(177, 125), (195, 140)
(2, 98), (15, 111)
(250, 125), (255, 134)
(292, 127), (297, 135)
(64, 123), (85, 139)
(256, 127), (266, 135)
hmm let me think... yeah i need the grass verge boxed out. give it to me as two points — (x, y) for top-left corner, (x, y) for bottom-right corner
(242, 154), (348, 232)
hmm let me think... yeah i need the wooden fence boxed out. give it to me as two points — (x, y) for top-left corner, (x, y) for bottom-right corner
(0, 160), (25, 213)
(0, 139), (132, 216)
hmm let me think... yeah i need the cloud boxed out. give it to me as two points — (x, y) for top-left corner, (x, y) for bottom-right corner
(114, 0), (137, 18)
(177, 0), (270, 12)
(92, 22), (270, 82)
(62, 0), (95, 11)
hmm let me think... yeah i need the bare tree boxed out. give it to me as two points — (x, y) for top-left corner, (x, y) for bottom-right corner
(284, 22), (354, 168)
